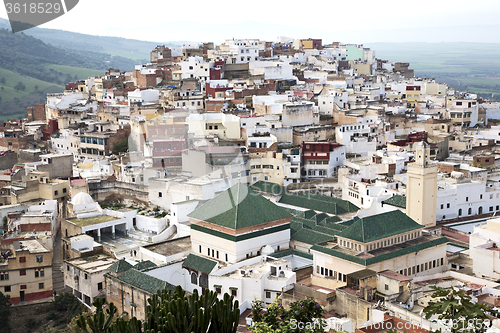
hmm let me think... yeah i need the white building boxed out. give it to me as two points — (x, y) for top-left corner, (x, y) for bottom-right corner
(128, 89), (160, 105)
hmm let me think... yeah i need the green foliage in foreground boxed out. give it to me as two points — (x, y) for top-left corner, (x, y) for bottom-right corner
(77, 286), (239, 333)
(423, 286), (499, 333)
(250, 297), (324, 333)
(0, 292), (11, 333)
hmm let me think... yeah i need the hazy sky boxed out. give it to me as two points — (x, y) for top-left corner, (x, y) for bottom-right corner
(1, 0), (500, 43)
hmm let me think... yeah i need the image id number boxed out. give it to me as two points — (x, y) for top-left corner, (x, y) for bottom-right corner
(5, 2), (62, 14)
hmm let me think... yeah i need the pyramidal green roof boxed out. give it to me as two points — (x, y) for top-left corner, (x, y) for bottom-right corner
(182, 254), (218, 275)
(338, 210), (423, 243)
(382, 195), (407, 209)
(279, 193), (359, 215)
(188, 183), (292, 229)
(250, 181), (287, 195)
(108, 259), (133, 273)
(118, 268), (175, 294)
(134, 260), (157, 271)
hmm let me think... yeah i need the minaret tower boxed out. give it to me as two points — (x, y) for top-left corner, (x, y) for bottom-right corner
(406, 141), (438, 228)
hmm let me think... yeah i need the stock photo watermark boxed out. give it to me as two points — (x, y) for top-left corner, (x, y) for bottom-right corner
(4, 0), (79, 32)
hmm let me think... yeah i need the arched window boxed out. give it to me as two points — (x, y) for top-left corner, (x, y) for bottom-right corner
(478, 207), (483, 215)
(468, 208), (472, 215)
(458, 209), (462, 216)
(191, 272), (197, 285)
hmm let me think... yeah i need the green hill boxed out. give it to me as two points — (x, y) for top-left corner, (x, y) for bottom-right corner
(0, 26), (145, 118)
(0, 17), (163, 61)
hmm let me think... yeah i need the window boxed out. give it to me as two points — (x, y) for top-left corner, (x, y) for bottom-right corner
(35, 270), (44, 278)
(4, 286), (10, 292)
(67, 265), (69, 271)
(441, 258), (444, 266)
(19, 257), (26, 263)
(98, 282), (103, 290)
(84, 273), (88, 279)
(39, 283), (44, 289)
(20, 285), (26, 290)
(191, 272), (197, 285)
(480, 194), (483, 199)
(0, 273), (8, 280)
(225, 254), (228, 261)
(36, 255), (43, 263)
(20, 269), (26, 276)
(231, 289), (237, 297)
(399, 286), (404, 293)
(216, 287), (221, 294)
(266, 291), (271, 298)
(440, 204), (443, 209)
(385, 284), (389, 291)
(466, 197), (469, 202)
(54, 190), (58, 196)
(199, 245), (202, 253)
(447, 203), (450, 208)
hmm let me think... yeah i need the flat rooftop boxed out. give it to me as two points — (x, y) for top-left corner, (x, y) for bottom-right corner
(15, 239), (50, 253)
(143, 236), (192, 257)
(67, 215), (118, 227)
(67, 254), (117, 274)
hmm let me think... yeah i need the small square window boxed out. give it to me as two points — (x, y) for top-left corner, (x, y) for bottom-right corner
(39, 283), (44, 289)
(231, 289), (237, 297)
(4, 286), (11, 292)
(98, 282), (103, 290)
(266, 291), (271, 298)
(20, 269), (26, 276)
(36, 255), (43, 263)
(216, 287), (221, 294)
(19, 257), (26, 263)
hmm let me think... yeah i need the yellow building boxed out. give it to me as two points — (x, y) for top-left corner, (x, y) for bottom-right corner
(406, 85), (421, 107)
(0, 239), (53, 304)
(406, 141), (438, 228)
(311, 209), (447, 291)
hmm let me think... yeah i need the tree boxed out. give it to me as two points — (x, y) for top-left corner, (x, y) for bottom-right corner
(77, 298), (117, 333)
(423, 286), (499, 333)
(250, 297), (325, 333)
(14, 81), (25, 92)
(34, 85), (38, 91)
(0, 291), (12, 333)
(0, 77), (5, 85)
(79, 286), (240, 333)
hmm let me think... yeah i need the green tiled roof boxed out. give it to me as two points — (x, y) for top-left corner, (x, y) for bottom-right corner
(292, 216), (317, 229)
(304, 210), (317, 219)
(182, 254), (218, 275)
(306, 193), (360, 213)
(320, 221), (347, 232)
(108, 259), (133, 273)
(312, 213), (330, 223)
(250, 181), (287, 195)
(192, 223), (289, 242)
(322, 215), (342, 224)
(313, 225), (341, 237)
(118, 268), (175, 294)
(311, 236), (448, 266)
(291, 228), (336, 245)
(339, 210), (422, 243)
(279, 193), (359, 215)
(290, 220), (304, 236)
(188, 183), (292, 229)
(269, 249), (313, 260)
(382, 195), (407, 209)
(134, 260), (157, 271)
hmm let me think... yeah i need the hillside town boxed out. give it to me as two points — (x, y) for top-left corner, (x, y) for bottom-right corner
(2, 37), (500, 332)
